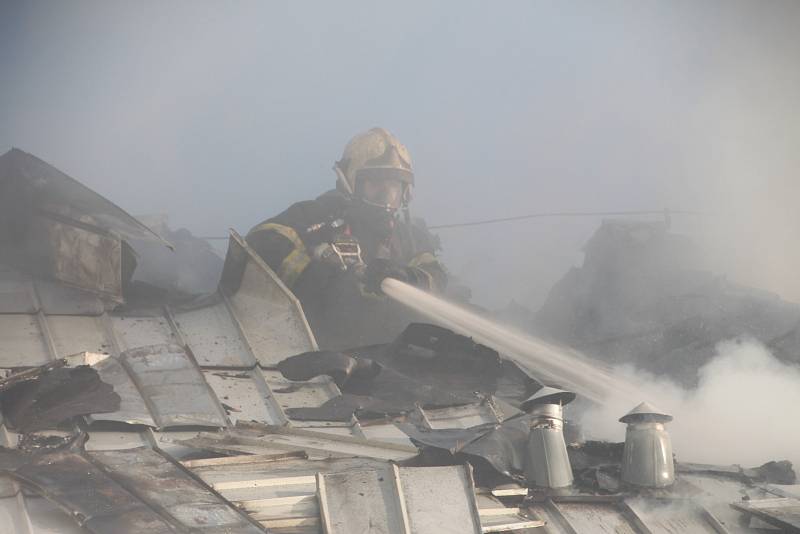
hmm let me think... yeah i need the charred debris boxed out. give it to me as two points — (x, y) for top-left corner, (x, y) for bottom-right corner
(0, 148), (798, 533)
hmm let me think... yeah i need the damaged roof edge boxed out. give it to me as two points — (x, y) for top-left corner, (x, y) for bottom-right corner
(0, 148), (173, 250)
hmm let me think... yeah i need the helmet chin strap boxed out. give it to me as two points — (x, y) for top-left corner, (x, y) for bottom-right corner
(333, 163), (354, 196)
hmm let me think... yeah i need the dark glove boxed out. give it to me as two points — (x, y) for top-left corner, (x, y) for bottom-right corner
(363, 258), (409, 294)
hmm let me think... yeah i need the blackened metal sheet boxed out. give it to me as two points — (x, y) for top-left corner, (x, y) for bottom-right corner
(8, 449), (176, 534)
(397, 414), (531, 485)
(34, 216), (124, 304)
(1, 365), (120, 432)
(89, 447), (265, 533)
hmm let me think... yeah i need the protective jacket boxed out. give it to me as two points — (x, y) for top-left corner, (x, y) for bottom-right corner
(246, 190), (446, 349)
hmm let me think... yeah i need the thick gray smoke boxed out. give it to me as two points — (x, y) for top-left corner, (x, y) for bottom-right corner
(580, 338), (800, 469)
(2, 2), (799, 309)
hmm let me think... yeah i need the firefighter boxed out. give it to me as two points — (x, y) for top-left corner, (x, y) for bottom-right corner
(247, 127), (447, 348)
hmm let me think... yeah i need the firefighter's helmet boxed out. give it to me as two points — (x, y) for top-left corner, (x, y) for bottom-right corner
(334, 128), (414, 210)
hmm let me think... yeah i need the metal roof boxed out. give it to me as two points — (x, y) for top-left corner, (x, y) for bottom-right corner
(0, 153), (796, 534)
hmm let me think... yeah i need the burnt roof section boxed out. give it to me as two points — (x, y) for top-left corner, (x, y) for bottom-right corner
(0, 148), (170, 248)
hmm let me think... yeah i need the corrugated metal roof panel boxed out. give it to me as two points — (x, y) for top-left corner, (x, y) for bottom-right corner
(8, 448), (177, 534)
(88, 344), (227, 429)
(422, 402), (501, 429)
(122, 344), (227, 428)
(89, 353), (156, 427)
(625, 498), (725, 534)
(261, 369), (340, 412)
(0, 315), (50, 367)
(731, 497), (800, 532)
(89, 447), (265, 533)
(203, 369), (287, 426)
(219, 233), (317, 367)
(318, 465), (483, 534)
(174, 301), (256, 367)
(180, 425), (418, 462)
(0, 269), (35, 314)
(47, 315), (112, 358)
(110, 315), (177, 352)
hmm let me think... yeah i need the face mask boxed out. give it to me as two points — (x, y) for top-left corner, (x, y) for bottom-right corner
(345, 199), (397, 242)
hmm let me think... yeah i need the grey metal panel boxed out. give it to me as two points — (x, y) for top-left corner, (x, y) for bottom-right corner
(109, 315), (177, 352)
(730, 497), (800, 532)
(89, 344), (227, 429)
(221, 232), (317, 367)
(35, 279), (105, 315)
(24, 495), (87, 534)
(0, 495), (28, 534)
(180, 426), (418, 462)
(625, 499), (722, 534)
(682, 474), (772, 530)
(174, 302), (256, 367)
(89, 354), (156, 427)
(556, 502), (638, 534)
(203, 369), (286, 426)
(421, 403), (500, 429)
(89, 447), (265, 533)
(0, 268), (35, 314)
(526, 502), (576, 534)
(318, 469), (404, 534)
(358, 421), (416, 447)
(190, 455), (389, 506)
(261, 369), (340, 412)
(82, 430), (151, 452)
(318, 465), (482, 534)
(121, 344), (227, 428)
(0, 315), (50, 367)
(398, 466), (483, 534)
(47, 315), (112, 358)
(0, 475), (16, 499)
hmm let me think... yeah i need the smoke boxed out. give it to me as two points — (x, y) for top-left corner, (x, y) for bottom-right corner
(579, 338), (800, 468)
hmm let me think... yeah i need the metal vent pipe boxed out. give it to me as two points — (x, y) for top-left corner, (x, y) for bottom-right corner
(522, 387), (576, 488)
(619, 401), (675, 488)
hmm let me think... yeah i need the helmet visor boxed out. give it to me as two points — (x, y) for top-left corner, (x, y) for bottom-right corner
(355, 175), (408, 210)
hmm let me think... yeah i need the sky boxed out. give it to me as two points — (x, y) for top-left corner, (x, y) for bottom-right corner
(1, 1), (799, 307)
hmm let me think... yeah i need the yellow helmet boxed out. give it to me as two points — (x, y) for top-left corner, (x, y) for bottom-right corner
(334, 128), (414, 209)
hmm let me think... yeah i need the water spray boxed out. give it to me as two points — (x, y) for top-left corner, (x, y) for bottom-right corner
(381, 277), (647, 404)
